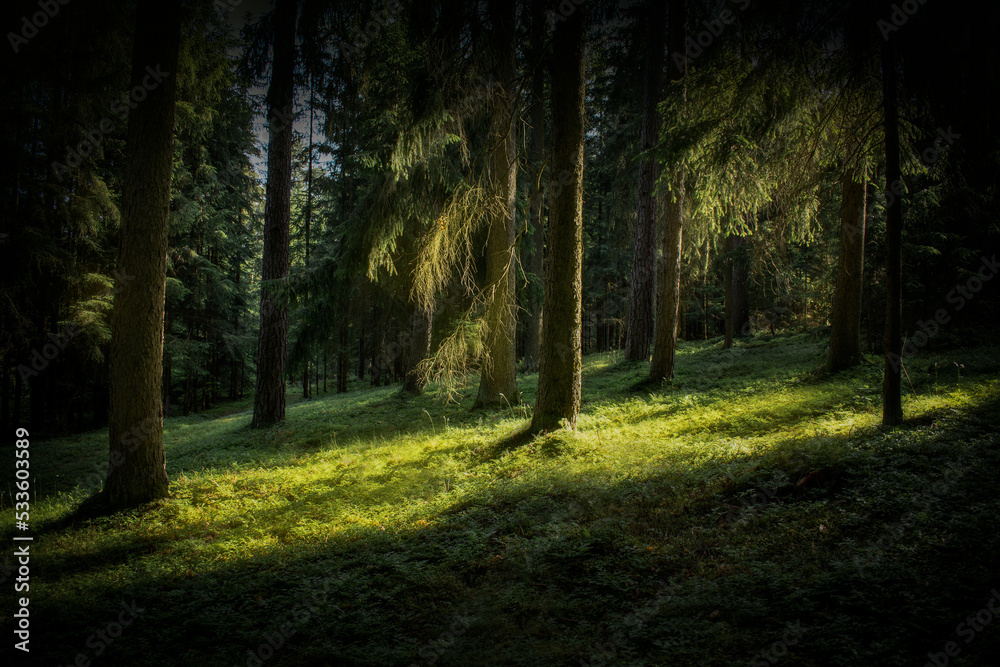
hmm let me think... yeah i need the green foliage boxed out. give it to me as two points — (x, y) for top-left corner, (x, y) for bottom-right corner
(5, 335), (998, 665)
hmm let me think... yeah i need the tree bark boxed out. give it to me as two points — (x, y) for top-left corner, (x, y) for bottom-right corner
(733, 236), (749, 338)
(723, 233), (749, 348)
(649, 0), (687, 382)
(402, 303), (433, 395)
(881, 39), (904, 425)
(252, 0), (297, 428)
(827, 172), (867, 372)
(649, 176), (684, 382)
(475, 0), (519, 408)
(624, 0), (667, 362)
(105, 0), (181, 508)
(338, 322), (348, 393)
(531, 3), (585, 433)
(523, 0), (547, 373)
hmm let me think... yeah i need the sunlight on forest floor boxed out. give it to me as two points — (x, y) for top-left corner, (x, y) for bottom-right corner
(4, 333), (999, 666)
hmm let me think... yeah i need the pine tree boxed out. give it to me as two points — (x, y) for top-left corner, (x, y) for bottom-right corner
(827, 172), (867, 371)
(880, 36), (903, 425)
(474, 0), (519, 408)
(253, 0), (298, 428)
(105, 0), (181, 508)
(531, 3), (585, 433)
(624, 0), (667, 363)
(649, 0), (688, 382)
(522, 0), (548, 374)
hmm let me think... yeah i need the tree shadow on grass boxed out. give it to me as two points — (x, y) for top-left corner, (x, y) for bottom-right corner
(20, 410), (1000, 667)
(469, 423), (536, 464)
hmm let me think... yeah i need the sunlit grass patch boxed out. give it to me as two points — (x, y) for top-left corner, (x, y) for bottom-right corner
(3, 335), (998, 666)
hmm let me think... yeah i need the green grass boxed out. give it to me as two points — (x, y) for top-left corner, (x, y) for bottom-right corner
(3, 333), (1000, 666)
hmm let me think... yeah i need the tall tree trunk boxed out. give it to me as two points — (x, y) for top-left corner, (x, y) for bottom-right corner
(475, 0), (519, 408)
(531, 3), (585, 433)
(624, 0), (667, 362)
(650, 177), (684, 381)
(301, 79), (315, 401)
(733, 235), (749, 337)
(252, 0), (297, 428)
(881, 39), (904, 425)
(105, 0), (181, 508)
(338, 323), (349, 393)
(649, 0), (687, 382)
(723, 235), (735, 349)
(402, 303), (433, 395)
(723, 233), (749, 348)
(523, 0), (547, 373)
(827, 172), (867, 372)
(358, 317), (366, 380)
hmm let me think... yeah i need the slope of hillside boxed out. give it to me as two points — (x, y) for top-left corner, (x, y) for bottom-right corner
(4, 334), (999, 666)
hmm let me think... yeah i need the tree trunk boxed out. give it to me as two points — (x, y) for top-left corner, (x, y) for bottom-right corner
(531, 3), (585, 433)
(402, 303), (433, 395)
(624, 0), (667, 362)
(827, 172), (867, 372)
(475, 0), (519, 408)
(723, 233), (749, 348)
(881, 39), (904, 425)
(649, 176), (684, 382)
(301, 80), (315, 401)
(358, 313), (366, 380)
(649, 0), (687, 383)
(523, 0), (547, 373)
(723, 236), (735, 349)
(252, 0), (297, 428)
(105, 0), (181, 508)
(733, 236), (749, 337)
(338, 322), (348, 393)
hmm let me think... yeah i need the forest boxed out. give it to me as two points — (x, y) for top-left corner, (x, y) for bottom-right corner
(1, 0), (999, 665)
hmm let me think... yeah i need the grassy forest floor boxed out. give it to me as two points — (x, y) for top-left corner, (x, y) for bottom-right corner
(3, 332), (1000, 666)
